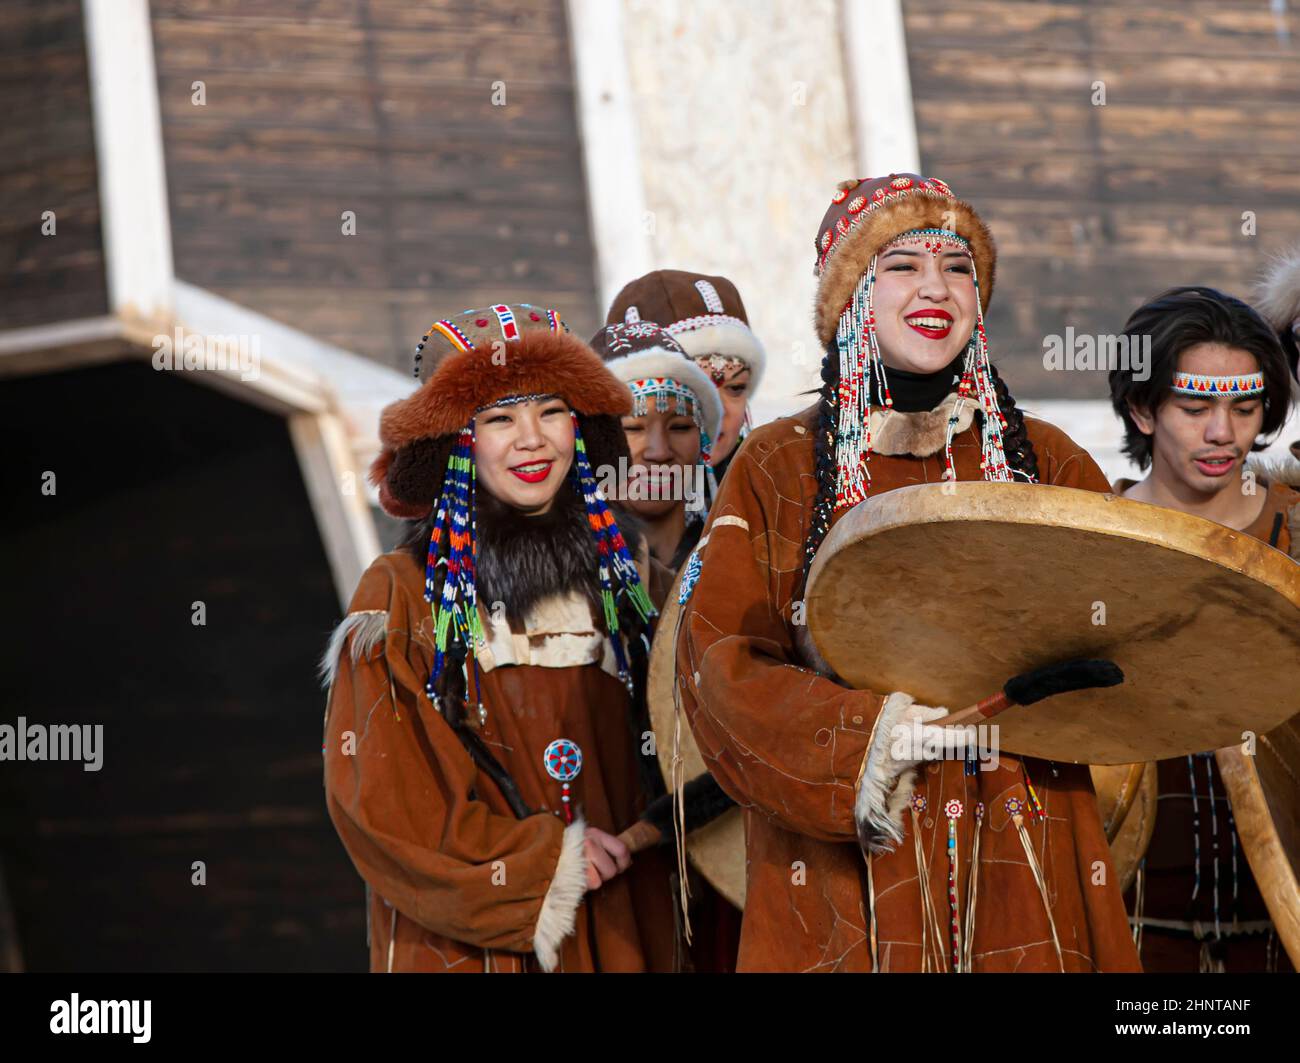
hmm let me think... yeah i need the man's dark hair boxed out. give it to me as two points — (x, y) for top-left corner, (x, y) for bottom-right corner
(1108, 286), (1293, 470)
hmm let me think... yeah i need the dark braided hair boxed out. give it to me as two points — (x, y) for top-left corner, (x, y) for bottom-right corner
(800, 349), (1040, 583)
(984, 360), (1039, 483)
(803, 349), (841, 580)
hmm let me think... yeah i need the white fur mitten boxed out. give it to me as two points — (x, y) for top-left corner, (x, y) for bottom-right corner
(853, 692), (949, 854)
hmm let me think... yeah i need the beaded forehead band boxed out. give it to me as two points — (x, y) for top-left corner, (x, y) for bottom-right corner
(474, 392), (560, 414)
(627, 377), (713, 462)
(1171, 371), (1265, 397)
(883, 228), (971, 258)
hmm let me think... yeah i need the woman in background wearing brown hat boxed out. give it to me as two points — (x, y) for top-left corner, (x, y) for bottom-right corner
(321, 304), (677, 973)
(588, 319), (743, 970)
(672, 175), (1141, 972)
(605, 270), (766, 485)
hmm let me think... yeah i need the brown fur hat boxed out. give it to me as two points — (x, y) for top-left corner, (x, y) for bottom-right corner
(369, 304), (632, 518)
(812, 173), (997, 346)
(604, 270), (767, 395)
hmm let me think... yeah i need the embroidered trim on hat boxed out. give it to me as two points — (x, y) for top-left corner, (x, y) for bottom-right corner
(667, 313), (749, 336)
(547, 308), (563, 332)
(694, 279), (725, 314)
(624, 306), (641, 324)
(491, 304), (520, 342)
(815, 179), (956, 277)
(1171, 371), (1265, 396)
(430, 319), (475, 353)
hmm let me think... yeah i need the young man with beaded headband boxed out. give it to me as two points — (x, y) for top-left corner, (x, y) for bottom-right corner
(1107, 286), (1298, 973)
(673, 173), (1141, 972)
(320, 303), (678, 973)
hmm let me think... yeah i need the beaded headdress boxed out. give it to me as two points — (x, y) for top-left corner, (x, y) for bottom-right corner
(368, 304), (654, 710)
(589, 322), (724, 468)
(806, 174), (1032, 569)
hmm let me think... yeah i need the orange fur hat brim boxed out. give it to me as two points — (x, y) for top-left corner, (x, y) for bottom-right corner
(813, 192), (997, 346)
(377, 330), (632, 450)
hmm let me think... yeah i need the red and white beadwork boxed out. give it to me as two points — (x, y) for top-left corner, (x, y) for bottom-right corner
(544, 738), (583, 824)
(694, 279), (725, 314)
(491, 304), (520, 342)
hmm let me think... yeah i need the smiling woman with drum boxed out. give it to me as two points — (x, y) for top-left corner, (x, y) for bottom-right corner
(673, 174), (1142, 972)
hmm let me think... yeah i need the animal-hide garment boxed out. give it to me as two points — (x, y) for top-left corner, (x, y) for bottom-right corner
(675, 400), (1143, 972)
(323, 501), (676, 971)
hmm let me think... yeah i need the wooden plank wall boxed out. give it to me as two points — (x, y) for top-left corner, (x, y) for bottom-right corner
(0, 0), (109, 330)
(150, 0), (602, 372)
(903, 0), (1300, 398)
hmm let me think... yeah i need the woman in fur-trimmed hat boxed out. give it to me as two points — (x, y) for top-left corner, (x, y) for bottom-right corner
(588, 321), (723, 581)
(321, 304), (677, 973)
(672, 174), (1142, 972)
(606, 270), (766, 481)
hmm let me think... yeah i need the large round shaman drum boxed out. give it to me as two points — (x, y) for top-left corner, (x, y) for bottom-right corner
(804, 482), (1300, 766)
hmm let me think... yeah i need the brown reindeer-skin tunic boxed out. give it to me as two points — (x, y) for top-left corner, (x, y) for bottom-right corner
(324, 550), (677, 973)
(675, 400), (1143, 972)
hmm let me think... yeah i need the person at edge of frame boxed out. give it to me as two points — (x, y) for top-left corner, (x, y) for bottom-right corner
(1108, 285), (1298, 974)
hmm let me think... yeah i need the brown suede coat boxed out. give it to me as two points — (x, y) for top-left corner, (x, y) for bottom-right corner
(676, 403), (1143, 972)
(323, 551), (677, 973)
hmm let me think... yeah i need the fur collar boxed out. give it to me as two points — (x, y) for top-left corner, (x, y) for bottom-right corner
(473, 481), (647, 628)
(475, 481), (603, 627)
(1246, 443), (1300, 491)
(868, 391), (977, 457)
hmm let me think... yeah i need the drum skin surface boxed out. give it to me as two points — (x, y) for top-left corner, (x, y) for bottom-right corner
(806, 482), (1300, 765)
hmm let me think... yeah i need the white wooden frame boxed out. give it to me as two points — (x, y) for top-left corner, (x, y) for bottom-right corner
(565, 0), (653, 313)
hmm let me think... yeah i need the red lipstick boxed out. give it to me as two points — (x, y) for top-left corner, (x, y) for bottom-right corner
(904, 308), (953, 340)
(509, 460), (553, 484)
